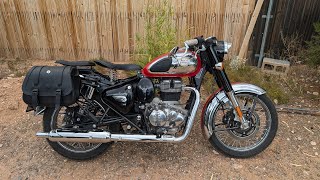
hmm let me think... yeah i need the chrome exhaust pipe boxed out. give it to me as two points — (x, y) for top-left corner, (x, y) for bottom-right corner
(36, 131), (176, 143)
(36, 87), (200, 143)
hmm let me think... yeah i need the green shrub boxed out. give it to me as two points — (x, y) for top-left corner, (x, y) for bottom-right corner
(226, 65), (289, 104)
(203, 63), (289, 104)
(305, 22), (320, 67)
(133, 1), (177, 67)
(7, 58), (28, 77)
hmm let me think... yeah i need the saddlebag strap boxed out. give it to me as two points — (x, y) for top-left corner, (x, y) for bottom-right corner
(31, 66), (44, 109)
(32, 89), (39, 109)
(55, 66), (66, 109)
(55, 89), (61, 109)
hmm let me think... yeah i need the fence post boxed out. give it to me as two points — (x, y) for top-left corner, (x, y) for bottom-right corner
(257, 0), (275, 68)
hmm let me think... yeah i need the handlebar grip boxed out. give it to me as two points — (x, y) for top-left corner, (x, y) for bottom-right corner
(184, 39), (199, 46)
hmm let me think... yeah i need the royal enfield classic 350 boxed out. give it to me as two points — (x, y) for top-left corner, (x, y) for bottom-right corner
(22, 36), (278, 160)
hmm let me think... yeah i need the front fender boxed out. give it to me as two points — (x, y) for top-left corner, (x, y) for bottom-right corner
(200, 83), (266, 139)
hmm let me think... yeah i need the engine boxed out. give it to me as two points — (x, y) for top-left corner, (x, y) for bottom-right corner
(143, 78), (188, 135)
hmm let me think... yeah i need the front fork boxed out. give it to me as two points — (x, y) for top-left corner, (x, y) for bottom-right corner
(213, 68), (249, 129)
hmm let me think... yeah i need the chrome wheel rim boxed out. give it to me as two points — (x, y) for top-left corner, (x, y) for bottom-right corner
(213, 94), (272, 151)
(51, 107), (102, 153)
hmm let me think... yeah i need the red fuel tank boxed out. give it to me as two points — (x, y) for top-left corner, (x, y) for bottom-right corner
(141, 51), (202, 78)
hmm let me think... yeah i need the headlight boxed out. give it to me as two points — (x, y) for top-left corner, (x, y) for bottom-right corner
(216, 41), (232, 54)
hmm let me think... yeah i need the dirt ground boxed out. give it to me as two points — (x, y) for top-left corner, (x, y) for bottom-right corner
(0, 60), (319, 179)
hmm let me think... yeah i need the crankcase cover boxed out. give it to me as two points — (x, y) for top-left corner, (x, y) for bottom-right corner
(149, 109), (167, 126)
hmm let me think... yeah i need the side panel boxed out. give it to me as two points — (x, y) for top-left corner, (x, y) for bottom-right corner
(200, 83), (266, 139)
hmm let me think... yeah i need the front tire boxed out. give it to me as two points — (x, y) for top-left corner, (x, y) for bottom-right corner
(206, 93), (278, 158)
(43, 108), (113, 160)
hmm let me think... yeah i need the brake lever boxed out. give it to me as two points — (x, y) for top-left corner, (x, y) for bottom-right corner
(169, 46), (179, 57)
(193, 45), (206, 59)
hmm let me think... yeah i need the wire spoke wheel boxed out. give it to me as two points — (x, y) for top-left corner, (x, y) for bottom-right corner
(215, 94), (270, 151)
(207, 93), (278, 158)
(43, 99), (113, 160)
(54, 107), (102, 153)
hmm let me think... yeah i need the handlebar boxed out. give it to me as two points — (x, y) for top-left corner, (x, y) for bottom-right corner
(184, 39), (199, 47)
(171, 36), (230, 57)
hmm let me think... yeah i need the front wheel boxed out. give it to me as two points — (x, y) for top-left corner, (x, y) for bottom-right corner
(204, 93), (278, 158)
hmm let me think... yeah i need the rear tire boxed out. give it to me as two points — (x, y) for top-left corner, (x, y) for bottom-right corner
(43, 108), (113, 160)
(208, 93), (278, 158)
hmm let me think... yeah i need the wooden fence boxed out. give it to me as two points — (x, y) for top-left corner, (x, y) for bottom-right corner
(0, 0), (257, 62)
(248, 0), (320, 65)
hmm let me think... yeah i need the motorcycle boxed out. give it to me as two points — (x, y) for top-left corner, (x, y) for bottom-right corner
(22, 36), (278, 160)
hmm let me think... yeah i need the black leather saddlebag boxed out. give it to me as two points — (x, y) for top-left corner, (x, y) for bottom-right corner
(22, 66), (80, 108)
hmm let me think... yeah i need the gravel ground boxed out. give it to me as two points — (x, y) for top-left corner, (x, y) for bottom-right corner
(0, 66), (319, 179)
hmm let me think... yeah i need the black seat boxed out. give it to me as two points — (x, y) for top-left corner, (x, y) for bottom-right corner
(94, 60), (142, 71)
(56, 60), (95, 66)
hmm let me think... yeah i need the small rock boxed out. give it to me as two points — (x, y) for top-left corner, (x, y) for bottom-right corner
(310, 141), (317, 146)
(181, 157), (188, 160)
(303, 171), (309, 176)
(273, 99), (278, 105)
(8, 101), (19, 110)
(301, 100), (305, 103)
(232, 164), (243, 169)
(212, 150), (219, 155)
(287, 138), (290, 141)
(315, 152), (318, 156)
(8, 74), (14, 77)
(307, 91), (311, 94)
(297, 137), (302, 141)
(313, 147), (317, 150)
(230, 158), (235, 161)
(313, 92), (319, 96)
(291, 130), (295, 134)
(0, 144), (3, 148)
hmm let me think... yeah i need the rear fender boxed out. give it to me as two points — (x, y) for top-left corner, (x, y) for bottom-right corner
(200, 83), (266, 139)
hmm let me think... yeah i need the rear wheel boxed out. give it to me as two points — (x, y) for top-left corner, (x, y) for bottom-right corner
(207, 93), (278, 158)
(43, 107), (113, 160)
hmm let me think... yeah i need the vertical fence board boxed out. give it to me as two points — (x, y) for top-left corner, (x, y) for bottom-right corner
(249, 0), (320, 65)
(0, 0), (262, 61)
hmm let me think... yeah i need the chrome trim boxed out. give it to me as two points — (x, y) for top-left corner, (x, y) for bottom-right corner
(202, 83), (266, 139)
(226, 91), (249, 128)
(224, 42), (232, 54)
(35, 106), (46, 116)
(36, 87), (200, 143)
(214, 62), (223, 71)
(232, 83), (266, 95)
(148, 51), (194, 71)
